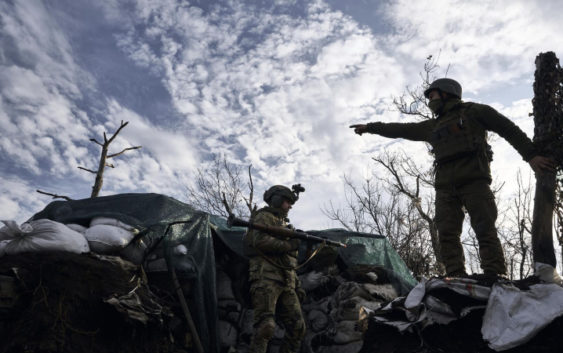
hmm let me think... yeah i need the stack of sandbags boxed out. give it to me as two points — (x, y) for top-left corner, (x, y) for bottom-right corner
(0, 219), (90, 256)
(213, 253), (400, 353)
(66, 217), (148, 265)
(84, 217), (137, 254)
(301, 262), (402, 353)
(217, 269), (243, 350)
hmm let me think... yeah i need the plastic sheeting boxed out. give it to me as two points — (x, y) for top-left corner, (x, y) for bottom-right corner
(371, 276), (563, 351)
(32, 193), (418, 352)
(483, 283), (563, 351)
(212, 216), (417, 296)
(32, 193), (219, 353)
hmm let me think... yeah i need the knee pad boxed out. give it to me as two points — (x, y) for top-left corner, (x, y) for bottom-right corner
(256, 317), (276, 340)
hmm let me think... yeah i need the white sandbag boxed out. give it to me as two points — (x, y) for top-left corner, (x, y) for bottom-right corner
(362, 283), (398, 302)
(85, 224), (135, 254)
(218, 320), (238, 347)
(534, 262), (563, 285)
(332, 282), (374, 305)
(331, 296), (381, 321)
(0, 240), (9, 257)
(307, 309), (329, 332)
(119, 238), (148, 265)
(216, 270), (236, 300)
(65, 223), (88, 234)
(300, 271), (330, 291)
(0, 219), (89, 255)
(0, 220), (33, 241)
(332, 320), (364, 344)
(90, 217), (137, 232)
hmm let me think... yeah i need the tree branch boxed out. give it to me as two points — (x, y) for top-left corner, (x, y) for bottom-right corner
(36, 190), (73, 201)
(78, 166), (97, 174)
(107, 146), (142, 158)
(89, 138), (103, 146)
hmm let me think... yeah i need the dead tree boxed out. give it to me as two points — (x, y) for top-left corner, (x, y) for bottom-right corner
(372, 153), (444, 274)
(322, 172), (439, 278)
(186, 155), (257, 218)
(79, 120), (141, 198)
(531, 52), (563, 268)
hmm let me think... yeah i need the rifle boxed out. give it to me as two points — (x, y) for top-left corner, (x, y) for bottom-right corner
(227, 215), (347, 248)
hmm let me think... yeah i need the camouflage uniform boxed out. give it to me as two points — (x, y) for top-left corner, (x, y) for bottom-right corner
(365, 98), (537, 275)
(244, 206), (306, 353)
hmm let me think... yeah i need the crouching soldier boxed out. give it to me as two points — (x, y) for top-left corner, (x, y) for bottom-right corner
(244, 185), (306, 353)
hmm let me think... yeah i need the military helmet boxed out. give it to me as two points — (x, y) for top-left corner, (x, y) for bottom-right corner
(424, 78), (462, 99)
(263, 185), (299, 207)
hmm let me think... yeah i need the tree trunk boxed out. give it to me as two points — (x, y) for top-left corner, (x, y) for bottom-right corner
(531, 172), (556, 266)
(91, 145), (108, 198)
(531, 51), (562, 267)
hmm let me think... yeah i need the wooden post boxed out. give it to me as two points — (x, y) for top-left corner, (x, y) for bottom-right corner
(531, 52), (563, 267)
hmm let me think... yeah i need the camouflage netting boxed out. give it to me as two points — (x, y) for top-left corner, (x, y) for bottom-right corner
(532, 51), (563, 166)
(532, 51), (563, 266)
(212, 216), (417, 353)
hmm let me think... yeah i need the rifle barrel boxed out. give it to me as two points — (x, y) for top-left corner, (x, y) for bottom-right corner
(228, 216), (346, 248)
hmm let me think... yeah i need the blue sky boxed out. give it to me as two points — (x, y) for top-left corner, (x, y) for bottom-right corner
(1, 0), (562, 230)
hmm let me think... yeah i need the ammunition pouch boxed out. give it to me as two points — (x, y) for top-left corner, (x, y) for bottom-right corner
(431, 103), (490, 165)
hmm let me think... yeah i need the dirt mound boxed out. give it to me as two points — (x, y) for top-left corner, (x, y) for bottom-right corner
(0, 252), (185, 353)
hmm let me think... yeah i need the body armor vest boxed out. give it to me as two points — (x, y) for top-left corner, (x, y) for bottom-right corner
(430, 103), (490, 164)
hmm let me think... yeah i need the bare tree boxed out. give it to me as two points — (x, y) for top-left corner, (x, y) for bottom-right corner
(495, 170), (534, 279)
(371, 152), (443, 271)
(37, 120), (141, 200)
(392, 54), (446, 121)
(322, 164), (440, 278)
(80, 120), (142, 198)
(186, 155), (257, 218)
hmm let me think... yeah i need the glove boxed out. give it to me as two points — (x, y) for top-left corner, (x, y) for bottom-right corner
(289, 238), (300, 250)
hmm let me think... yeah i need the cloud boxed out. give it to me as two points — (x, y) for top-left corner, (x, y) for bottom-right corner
(2, 0), (560, 232)
(381, 0), (563, 93)
(0, 175), (50, 223)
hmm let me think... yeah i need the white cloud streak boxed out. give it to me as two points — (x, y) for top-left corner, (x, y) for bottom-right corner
(1, 0), (561, 230)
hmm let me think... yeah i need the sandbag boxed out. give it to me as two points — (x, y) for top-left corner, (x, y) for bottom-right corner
(85, 224), (135, 254)
(90, 217), (137, 232)
(218, 320), (238, 347)
(534, 262), (563, 285)
(66, 223), (88, 234)
(332, 320), (364, 344)
(119, 238), (148, 265)
(331, 296), (381, 321)
(362, 283), (398, 302)
(0, 221), (33, 241)
(216, 270), (235, 300)
(308, 309), (329, 332)
(0, 241), (9, 257)
(300, 271), (331, 291)
(0, 219), (89, 255)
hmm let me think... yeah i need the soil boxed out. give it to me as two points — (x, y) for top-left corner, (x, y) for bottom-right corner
(0, 252), (186, 353)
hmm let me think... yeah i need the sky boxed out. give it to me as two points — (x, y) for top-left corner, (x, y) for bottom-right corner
(1, 0), (562, 230)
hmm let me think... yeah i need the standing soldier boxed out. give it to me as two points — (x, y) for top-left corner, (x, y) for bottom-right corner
(244, 185), (306, 353)
(350, 78), (554, 279)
